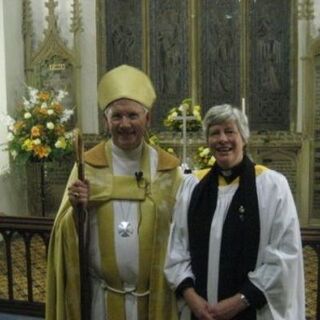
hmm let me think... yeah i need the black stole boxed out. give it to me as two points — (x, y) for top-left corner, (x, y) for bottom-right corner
(188, 155), (260, 318)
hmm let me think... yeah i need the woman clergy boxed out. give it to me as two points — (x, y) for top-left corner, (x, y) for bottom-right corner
(164, 104), (305, 320)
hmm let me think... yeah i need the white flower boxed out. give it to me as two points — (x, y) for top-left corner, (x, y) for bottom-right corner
(28, 87), (39, 104)
(56, 90), (68, 102)
(0, 113), (15, 126)
(60, 109), (74, 123)
(178, 103), (188, 112)
(22, 97), (32, 109)
(24, 112), (32, 119)
(7, 132), (14, 141)
(46, 122), (55, 130)
(33, 138), (41, 145)
(64, 131), (74, 139)
(11, 150), (18, 159)
(41, 102), (48, 109)
(47, 109), (54, 115)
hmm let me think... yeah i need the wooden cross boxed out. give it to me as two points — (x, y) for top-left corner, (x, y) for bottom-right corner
(175, 104), (196, 172)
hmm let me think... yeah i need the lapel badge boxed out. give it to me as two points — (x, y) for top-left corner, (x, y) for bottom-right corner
(238, 205), (245, 221)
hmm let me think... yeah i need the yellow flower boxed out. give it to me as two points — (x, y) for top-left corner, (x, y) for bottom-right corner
(53, 103), (63, 113)
(13, 120), (24, 133)
(163, 98), (202, 132)
(22, 139), (33, 151)
(38, 91), (50, 101)
(55, 137), (67, 149)
(194, 105), (200, 112)
(200, 147), (210, 157)
(149, 134), (159, 146)
(31, 125), (42, 138)
(170, 111), (178, 119)
(208, 156), (215, 166)
(38, 107), (48, 115)
(33, 145), (51, 158)
(194, 146), (215, 169)
(24, 112), (32, 119)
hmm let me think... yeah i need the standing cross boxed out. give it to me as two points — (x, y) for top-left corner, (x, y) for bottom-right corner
(175, 103), (196, 172)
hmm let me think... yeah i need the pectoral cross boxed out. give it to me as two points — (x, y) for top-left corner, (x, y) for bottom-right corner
(175, 104), (196, 172)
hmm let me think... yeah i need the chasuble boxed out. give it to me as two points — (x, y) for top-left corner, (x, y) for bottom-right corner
(46, 140), (197, 320)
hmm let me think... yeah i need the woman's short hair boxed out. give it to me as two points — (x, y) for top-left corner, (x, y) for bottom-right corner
(203, 104), (250, 143)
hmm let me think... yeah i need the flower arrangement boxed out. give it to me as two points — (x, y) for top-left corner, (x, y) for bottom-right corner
(193, 146), (215, 169)
(0, 86), (74, 163)
(163, 98), (202, 132)
(148, 132), (177, 156)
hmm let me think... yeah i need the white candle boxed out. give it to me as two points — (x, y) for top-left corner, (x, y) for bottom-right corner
(241, 97), (246, 115)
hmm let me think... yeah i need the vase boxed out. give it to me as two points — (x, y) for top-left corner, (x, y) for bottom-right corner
(25, 161), (45, 217)
(25, 159), (74, 217)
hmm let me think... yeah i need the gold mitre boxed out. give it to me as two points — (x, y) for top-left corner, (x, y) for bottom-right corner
(98, 64), (156, 110)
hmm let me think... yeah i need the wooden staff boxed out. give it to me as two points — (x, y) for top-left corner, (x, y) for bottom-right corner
(74, 129), (91, 320)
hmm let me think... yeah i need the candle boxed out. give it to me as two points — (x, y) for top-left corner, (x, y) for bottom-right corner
(241, 98), (246, 115)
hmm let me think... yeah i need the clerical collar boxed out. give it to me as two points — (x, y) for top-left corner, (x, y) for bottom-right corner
(111, 141), (143, 161)
(217, 158), (245, 184)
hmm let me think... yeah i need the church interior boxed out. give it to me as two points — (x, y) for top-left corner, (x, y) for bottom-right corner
(0, 0), (320, 319)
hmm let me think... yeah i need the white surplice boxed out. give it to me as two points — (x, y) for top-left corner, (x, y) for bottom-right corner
(165, 167), (305, 320)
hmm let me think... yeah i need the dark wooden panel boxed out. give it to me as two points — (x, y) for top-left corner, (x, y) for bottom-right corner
(149, 0), (189, 129)
(249, 0), (291, 130)
(200, 0), (241, 113)
(104, 0), (142, 70)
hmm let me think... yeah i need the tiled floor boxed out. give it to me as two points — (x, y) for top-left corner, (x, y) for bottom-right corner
(0, 314), (43, 320)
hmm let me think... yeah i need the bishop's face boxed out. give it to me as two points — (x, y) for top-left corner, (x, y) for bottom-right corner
(207, 120), (245, 169)
(104, 99), (150, 150)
